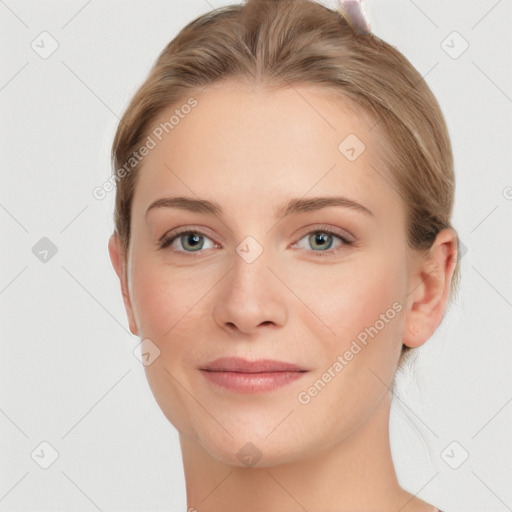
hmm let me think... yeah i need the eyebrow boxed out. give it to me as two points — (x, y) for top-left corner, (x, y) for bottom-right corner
(145, 195), (374, 219)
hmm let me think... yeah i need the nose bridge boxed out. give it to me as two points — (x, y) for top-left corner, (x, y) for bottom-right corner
(235, 234), (266, 268)
(230, 234), (273, 295)
(212, 232), (287, 333)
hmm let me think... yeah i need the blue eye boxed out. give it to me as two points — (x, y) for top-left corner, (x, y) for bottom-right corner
(158, 227), (353, 256)
(292, 229), (352, 256)
(159, 230), (216, 252)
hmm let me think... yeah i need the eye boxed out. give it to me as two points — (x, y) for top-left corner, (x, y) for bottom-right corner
(158, 225), (354, 257)
(291, 227), (353, 256)
(159, 229), (217, 253)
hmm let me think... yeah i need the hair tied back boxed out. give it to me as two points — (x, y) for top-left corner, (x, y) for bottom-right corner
(338, 0), (371, 34)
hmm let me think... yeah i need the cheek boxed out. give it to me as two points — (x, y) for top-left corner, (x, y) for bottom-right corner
(129, 255), (220, 352)
(128, 257), (216, 435)
(293, 254), (405, 339)
(295, 254), (407, 398)
(287, 268), (405, 449)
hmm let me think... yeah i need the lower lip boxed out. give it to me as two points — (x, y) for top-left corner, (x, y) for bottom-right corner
(200, 370), (307, 393)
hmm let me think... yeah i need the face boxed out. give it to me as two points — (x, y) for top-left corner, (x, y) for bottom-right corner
(111, 80), (418, 467)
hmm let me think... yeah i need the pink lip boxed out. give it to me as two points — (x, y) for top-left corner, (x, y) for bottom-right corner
(202, 357), (306, 373)
(200, 357), (308, 393)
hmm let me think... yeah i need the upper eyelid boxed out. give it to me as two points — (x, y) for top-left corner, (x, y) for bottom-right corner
(158, 225), (218, 245)
(293, 224), (354, 243)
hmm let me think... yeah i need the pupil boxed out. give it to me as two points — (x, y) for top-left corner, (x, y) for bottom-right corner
(185, 234), (202, 250)
(313, 232), (331, 250)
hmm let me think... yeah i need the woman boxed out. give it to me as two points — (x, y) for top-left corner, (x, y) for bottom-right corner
(108, 0), (458, 510)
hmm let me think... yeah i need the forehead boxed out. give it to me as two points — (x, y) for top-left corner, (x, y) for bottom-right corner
(132, 80), (402, 226)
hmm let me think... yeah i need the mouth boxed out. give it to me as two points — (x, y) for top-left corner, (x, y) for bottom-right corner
(199, 357), (309, 393)
(201, 357), (307, 373)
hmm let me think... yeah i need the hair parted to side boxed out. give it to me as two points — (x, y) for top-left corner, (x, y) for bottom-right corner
(111, 0), (461, 366)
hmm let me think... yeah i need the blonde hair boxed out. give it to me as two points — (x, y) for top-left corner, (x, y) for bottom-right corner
(111, 0), (461, 366)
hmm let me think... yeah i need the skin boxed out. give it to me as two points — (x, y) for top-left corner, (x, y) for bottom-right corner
(109, 79), (457, 512)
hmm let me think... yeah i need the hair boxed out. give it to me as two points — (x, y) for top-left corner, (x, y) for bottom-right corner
(110, 0), (461, 368)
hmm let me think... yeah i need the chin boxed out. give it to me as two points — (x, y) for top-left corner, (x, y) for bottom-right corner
(197, 433), (310, 469)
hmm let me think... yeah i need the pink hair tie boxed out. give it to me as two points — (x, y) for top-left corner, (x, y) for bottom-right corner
(338, 0), (371, 34)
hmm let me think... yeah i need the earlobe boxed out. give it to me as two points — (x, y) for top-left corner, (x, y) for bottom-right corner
(108, 233), (139, 336)
(402, 229), (458, 348)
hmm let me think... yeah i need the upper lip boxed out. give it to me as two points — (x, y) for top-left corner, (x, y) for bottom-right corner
(200, 357), (308, 373)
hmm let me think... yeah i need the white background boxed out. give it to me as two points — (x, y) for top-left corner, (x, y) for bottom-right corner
(1, 0), (511, 511)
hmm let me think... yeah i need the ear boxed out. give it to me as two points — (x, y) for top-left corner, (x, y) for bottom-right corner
(108, 233), (139, 336)
(403, 228), (458, 348)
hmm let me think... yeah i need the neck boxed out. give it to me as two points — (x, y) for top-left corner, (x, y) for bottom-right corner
(179, 391), (432, 512)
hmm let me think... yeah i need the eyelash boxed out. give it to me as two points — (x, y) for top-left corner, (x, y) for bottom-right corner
(158, 225), (354, 257)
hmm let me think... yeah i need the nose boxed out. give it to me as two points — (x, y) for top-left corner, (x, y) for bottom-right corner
(212, 246), (288, 336)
